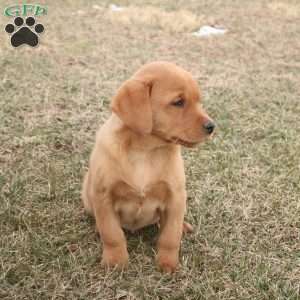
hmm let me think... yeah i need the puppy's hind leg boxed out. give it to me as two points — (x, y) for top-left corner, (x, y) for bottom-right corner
(81, 171), (94, 216)
(183, 222), (193, 234)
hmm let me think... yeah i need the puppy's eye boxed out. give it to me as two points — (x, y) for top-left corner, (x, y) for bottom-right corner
(171, 98), (185, 107)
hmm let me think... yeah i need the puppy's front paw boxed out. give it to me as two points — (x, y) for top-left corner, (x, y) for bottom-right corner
(156, 250), (179, 273)
(101, 247), (129, 270)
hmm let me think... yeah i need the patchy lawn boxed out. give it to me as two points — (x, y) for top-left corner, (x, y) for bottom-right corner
(0, 0), (299, 299)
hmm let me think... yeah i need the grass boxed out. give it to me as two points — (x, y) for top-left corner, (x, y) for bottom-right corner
(0, 0), (300, 299)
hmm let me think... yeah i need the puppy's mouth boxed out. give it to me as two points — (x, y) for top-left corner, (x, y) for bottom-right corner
(151, 130), (200, 148)
(170, 137), (199, 148)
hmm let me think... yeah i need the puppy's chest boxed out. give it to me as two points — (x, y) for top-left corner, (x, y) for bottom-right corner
(112, 179), (170, 232)
(124, 151), (158, 190)
(111, 151), (171, 231)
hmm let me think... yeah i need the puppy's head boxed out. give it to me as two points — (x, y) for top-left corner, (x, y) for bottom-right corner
(111, 61), (215, 147)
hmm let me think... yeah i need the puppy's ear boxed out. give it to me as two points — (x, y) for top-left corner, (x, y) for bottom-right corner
(111, 79), (152, 135)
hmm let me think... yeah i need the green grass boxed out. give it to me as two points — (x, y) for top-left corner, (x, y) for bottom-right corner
(1, 0), (300, 299)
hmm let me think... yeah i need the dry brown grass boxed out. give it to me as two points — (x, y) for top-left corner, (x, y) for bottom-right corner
(106, 6), (203, 33)
(0, 0), (299, 299)
(268, 2), (300, 17)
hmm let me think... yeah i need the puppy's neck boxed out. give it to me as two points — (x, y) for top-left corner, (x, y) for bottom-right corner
(110, 114), (178, 153)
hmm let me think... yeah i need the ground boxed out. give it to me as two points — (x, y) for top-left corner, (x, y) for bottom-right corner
(0, 0), (300, 299)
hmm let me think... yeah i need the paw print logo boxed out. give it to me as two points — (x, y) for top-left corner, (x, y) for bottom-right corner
(5, 16), (44, 47)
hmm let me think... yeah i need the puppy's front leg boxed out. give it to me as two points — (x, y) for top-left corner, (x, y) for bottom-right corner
(157, 191), (186, 273)
(93, 194), (129, 269)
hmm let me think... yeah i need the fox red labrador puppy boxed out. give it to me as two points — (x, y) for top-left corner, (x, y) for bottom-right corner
(82, 61), (215, 272)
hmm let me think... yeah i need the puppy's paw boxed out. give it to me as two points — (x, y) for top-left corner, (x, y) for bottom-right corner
(183, 222), (193, 234)
(156, 250), (179, 273)
(101, 247), (129, 270)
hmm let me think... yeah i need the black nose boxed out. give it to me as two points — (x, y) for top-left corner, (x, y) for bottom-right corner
(203, 121), (215, 134)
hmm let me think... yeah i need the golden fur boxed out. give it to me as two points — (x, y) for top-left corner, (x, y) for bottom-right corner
(82, 61), (214, 272)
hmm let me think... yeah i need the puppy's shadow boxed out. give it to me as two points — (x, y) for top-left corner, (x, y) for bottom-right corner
(125, 224), (159, 248)
(125, 225), (160, 259)
(87, 211), (159, 254)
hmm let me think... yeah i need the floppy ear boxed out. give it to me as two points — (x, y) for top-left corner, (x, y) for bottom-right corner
(111, 79), (152, 135)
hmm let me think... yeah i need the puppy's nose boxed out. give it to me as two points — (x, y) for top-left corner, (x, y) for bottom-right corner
(203, 121), (215, 134)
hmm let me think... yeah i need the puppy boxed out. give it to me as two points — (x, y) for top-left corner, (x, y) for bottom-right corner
(82, 61), (215, 272)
